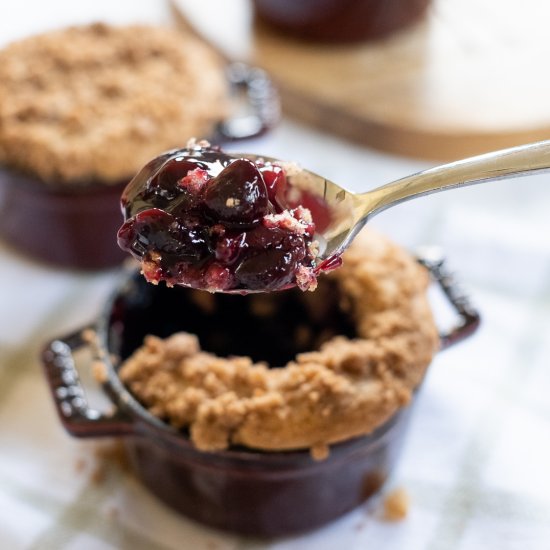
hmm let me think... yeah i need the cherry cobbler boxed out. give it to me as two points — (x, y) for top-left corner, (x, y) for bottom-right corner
(118, 230), (440, 453)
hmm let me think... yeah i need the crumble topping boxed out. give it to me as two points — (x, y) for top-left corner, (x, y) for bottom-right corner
(119, 229), (439, 453)
(263, 210), (311, 235)
(0, 23), (227, 185)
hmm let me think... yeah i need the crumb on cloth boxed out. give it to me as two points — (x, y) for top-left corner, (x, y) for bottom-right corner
(382, 487), (410, 521)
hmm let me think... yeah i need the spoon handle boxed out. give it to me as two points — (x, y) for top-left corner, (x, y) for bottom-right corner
(360, 140), (550, 220)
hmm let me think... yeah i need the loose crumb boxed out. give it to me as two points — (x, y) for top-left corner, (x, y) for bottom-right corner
(310, 443), (330, 461)
(81, 328), (97, 345)
(89, 441), (130, 486)
(295, 264), (318, 292)
(92, 360), (108, 384)
(263, 210), (309, 235)
(382, 487), (410, 521)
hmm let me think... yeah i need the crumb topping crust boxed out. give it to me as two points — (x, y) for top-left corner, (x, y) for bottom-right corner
(119, 230), (439, 452)
(0, 23), (227, 185)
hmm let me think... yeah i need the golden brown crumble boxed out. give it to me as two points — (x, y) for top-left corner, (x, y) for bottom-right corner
(0, 23), (227, 185)
(119, 230), (439, 453)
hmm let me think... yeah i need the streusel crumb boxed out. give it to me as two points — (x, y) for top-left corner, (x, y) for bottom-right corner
(92, 360), (108, 384)
(310, 443), (330, 461)
(0, 23), (227, 185)
(382, 487), (410, 521)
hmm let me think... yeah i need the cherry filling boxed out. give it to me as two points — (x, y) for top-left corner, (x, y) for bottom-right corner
(117, 143), (319, 292)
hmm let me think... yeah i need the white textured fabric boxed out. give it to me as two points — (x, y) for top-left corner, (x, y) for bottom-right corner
(1, 2), (550, 549)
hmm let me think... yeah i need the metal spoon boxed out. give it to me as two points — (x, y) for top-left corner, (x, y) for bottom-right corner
(120, 140), (550, 293)
(247, 139), (550, 267)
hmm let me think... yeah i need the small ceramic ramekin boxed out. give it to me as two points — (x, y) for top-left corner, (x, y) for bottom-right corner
(0, 63), (279, 270)
(42, 252), (478, 536)
(253, 0), (432, 43)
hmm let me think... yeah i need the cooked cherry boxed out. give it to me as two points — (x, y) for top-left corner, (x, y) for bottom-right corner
(235, 227), (308, 290)
(260, 164), (287, 210)
(121, 151), (175, 217)
(243, 225), (299, 252)
(204, 159), (268, 226)
(148, 158), (199, 201)
(235, 248), (303, 291)
(117, 208), (172, 255)
(204, 263), (235, 291)
(168, 191), (202, 219)
(215, 232), (246, 264)
(117, 208), (208, 260)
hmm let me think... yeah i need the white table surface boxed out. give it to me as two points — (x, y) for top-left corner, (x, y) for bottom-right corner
(1, 2), (550, 549)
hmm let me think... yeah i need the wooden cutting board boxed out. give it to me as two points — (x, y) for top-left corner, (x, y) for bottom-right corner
(172, 0), (550, 160)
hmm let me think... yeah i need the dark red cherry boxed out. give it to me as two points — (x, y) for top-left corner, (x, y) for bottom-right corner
(168, 191), (201, 218)
(244, 225), (305, 256)
(121, 150), (174, 215)
(204, 159), (268, 226)
(235, 226), (308, 290)
(215, 232), (246, 264)
(260, 164), (287, 209)
(235, 248), (302, 291)
(117, 208), (208, 261)
(148, 158), (199, 201)
(117, 208), (172, 256)
(203, 263), (235, 291)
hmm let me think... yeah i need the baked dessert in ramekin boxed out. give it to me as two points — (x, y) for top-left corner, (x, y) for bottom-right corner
(0, 23), (277, 268)
(117, 230), (439, 453)
(43, 230), (479, 536)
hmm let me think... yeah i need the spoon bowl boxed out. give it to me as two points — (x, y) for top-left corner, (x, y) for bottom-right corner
(253, 139), (550, 269)
(119, 140), (550, 293)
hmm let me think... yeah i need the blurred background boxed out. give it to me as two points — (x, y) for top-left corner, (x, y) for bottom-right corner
(0, 1), (549, 549)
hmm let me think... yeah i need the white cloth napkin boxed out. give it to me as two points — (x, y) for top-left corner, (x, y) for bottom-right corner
(1, 2), (550, 549)
(2, 119), (549, 550)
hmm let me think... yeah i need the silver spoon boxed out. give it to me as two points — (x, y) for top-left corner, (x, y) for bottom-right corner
(248, 139), (550, 267)
(120, 140), (550, 293)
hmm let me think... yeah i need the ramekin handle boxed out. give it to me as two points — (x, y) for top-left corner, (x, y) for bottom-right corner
(215, 62), (280, 141)
(42, 327), (134, 438)
(417, 248), (481, 350)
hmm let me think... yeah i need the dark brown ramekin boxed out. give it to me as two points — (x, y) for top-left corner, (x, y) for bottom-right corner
(0, 63), (279, 270)
(0, 169), (127, 269)
(253, 0), (432, 43)
(42, 253), (479, 537)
